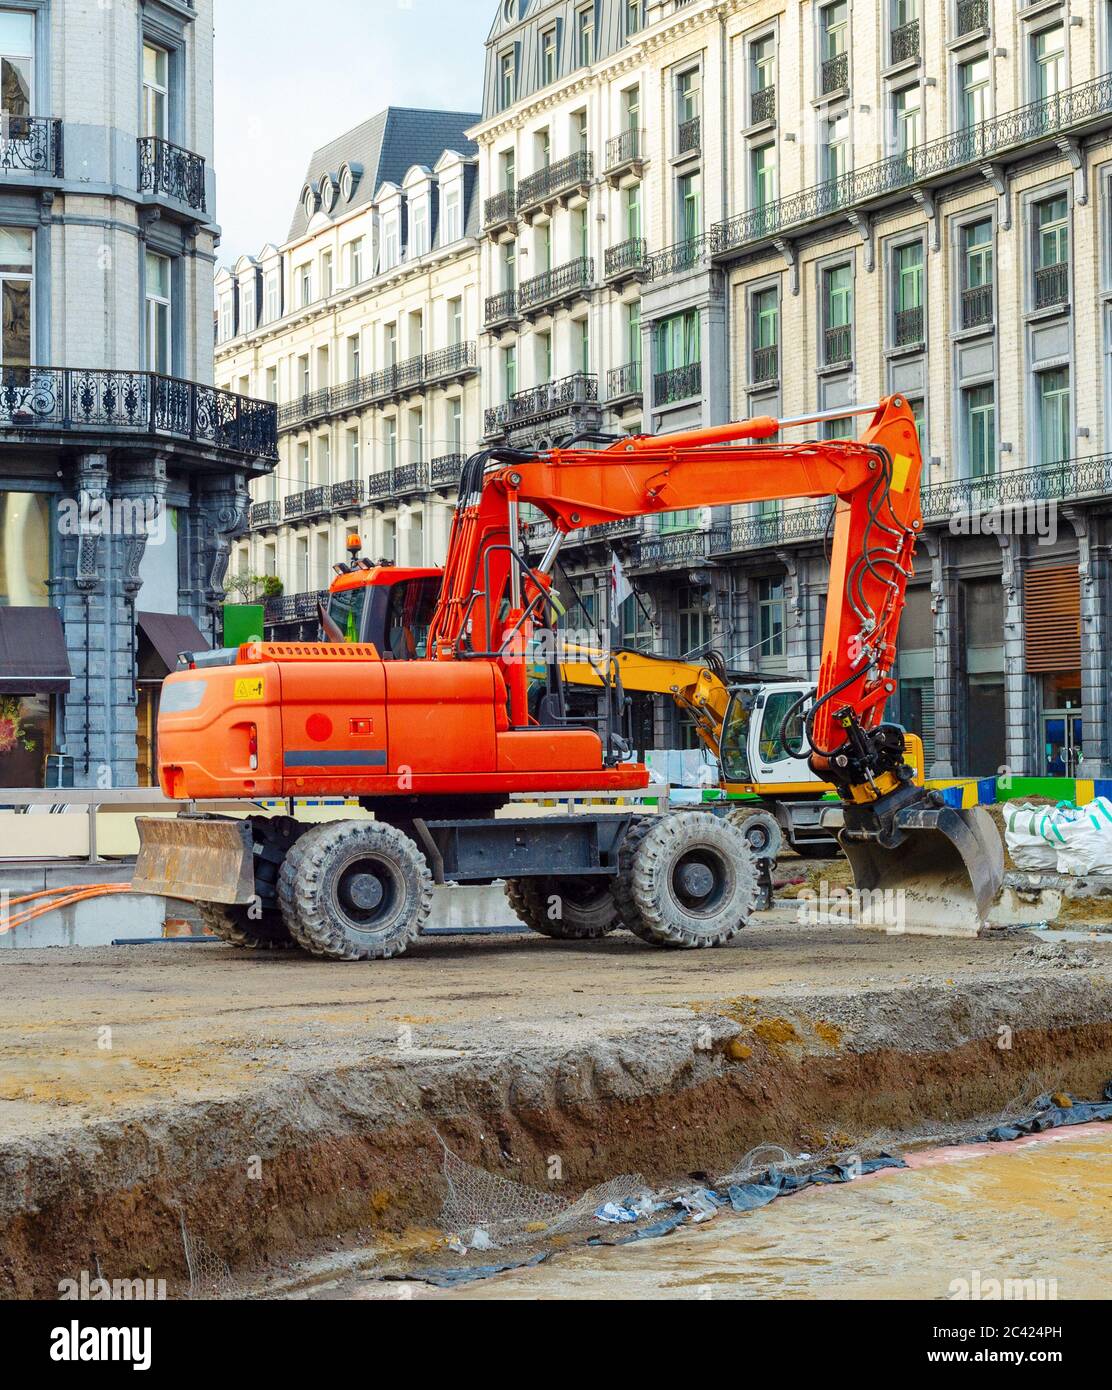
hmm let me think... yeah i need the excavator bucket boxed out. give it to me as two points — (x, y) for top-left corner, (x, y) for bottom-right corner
(133, 816), (256, 905)
(837, 804), (1004, 938)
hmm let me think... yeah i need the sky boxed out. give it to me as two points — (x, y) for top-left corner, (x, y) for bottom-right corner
(213, 0), (495, 265)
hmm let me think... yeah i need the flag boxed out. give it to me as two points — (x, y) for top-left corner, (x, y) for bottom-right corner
(610, 549), (632, 609)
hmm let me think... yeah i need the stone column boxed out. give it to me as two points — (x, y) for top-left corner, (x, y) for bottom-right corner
(998, 532), (1032, 777)
(59, 453), (110, 786)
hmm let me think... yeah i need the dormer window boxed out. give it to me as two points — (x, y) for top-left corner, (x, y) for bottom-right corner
(442, 185), (461, 243)
(319, 174), (338, 214)
(302, 185), (318, 219)
(240, 278), (255, 333)
(383, 217), (399, 270)
(218, 293), (233, 343)
(410, 200), (428, 258)
(339, 162), (363, 201)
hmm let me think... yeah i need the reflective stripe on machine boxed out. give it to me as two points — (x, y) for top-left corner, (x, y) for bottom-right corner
(283, 750), (388, 767)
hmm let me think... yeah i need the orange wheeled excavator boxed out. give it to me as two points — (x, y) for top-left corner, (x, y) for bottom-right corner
(134, 396), (1003, 957)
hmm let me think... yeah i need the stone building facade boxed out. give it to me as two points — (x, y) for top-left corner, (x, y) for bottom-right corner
(0, 0), (277, 789)
(214, 108), (483, 633)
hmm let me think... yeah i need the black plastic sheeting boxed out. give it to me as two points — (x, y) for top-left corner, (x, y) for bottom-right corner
(974, 1081), (1112, 1143)
(383, 1251), (549, 1288)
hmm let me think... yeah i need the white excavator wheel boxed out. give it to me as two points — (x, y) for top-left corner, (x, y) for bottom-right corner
(726, 806), (784, 861)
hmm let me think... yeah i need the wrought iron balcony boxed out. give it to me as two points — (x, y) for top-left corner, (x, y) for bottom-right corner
(711, 501), (835, 555)
(677, 115), (701, 156)
(1034, 262), (1069, 310)
(265, 590), (329, 626)
(430, 453), (465, 487)
(821, 52), (849, 94)
(752, 344), (778, 384)
(137, 136), (206, 212)
(393, 461), (429, 496)
(249, 499), (281, 528)
(712, 72), (1112, 259)
(890, 20), (920, 65)
(279, 388), (330, 430)
(525, 516), (643, 551)
(424, 341), (477, 380)
(824, 325), (852, 364)
(607, 361), (642, 404)
(483, 187), (517, 229)
(956, 0), (989, 37)
(647, 234), (707, 281)
(632, 526), (723, 570)
(331, 478), (365, 510)
(367, 471), (394, 500)
(604, 236), (648, 282)
(484, 371), (599, 436)
(961, 284), (994, 330)
(894, 305), (924, 348)
(750, 86), (776, 126)
(605, 127), (643, 174)
(485, 288), (518, 328)
(518, 256), (595, 314)
(0, 366), (277, 460)
(284, 485), (331, 521)
(0, 115), (63, 177)
(516, 151), (593, 216)
(653, 362), (701, 406)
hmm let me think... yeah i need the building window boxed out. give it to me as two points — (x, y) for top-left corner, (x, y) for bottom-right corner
(1032, 24), (1066, 101)
(751, 144), (776, 217)
(893, 84), (921, 157)
(385, 416), (397, 470)
(626, 0), (643, 39)
(347, 333), (360, 380)
(499, 49), (515, 109)
(448, 296), (463, 344)
(320, 249), (333, 298)
(678, 171), (702, 243)
(298, 262), (312, 307)
(961, 219), (994, 328)
(577, 5), (594, 67)
(824, 112), (849, 183)
(752, 286), (778, 383)
(500, 148), (515, 192)
(298, 354), (310, 396)
(752, 34), (775, 100)
(893, 241), (924, 346)
(0, 10), (34, 123)
(536, 329), (552, 383)
(677, 68), (700, 131)
(535, 126), (551, 168)
(624, 182), (642, 241)
(757, 578), (786, 659)
(411, 200), (428, 258)
(449, 397), (462, 453)
(503, 343), (517, 400)
(823, 263), (853, 364)
(240, 279), (254, 334)
(964, 383), (995, 478)
(265, 366), (277, 402)
(384, 322), (397, 367)
(623, 83), (640, 132)
(573, 108), (588, 153)
(0, 226), (33, 368)
(1037, 367), (1071, 466)
(574, 318), (590, 375)
(959, 54), (991, 129)
(677, 586), (713, 659)
(142, 42), (168, 139)
(315, 434), (330, 486)
(265, 270), (280, 322)
(627, 300), (642, 366)
(383, 217), (399, 270)
(442, 187), (461, 243)
(144, 251), (171, 374)
(348, 237), (365, 285)
(218, 293), (233, 344)
(409, 406), (424, 465)
(540, 26), (557, 84)
(820, 1), (849, 92)
(1035, 195), (1069, 311)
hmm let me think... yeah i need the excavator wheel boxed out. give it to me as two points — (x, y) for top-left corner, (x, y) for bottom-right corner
(627, 812), (759, 949)
(503, 876), (620, 939)
(726, 806), (783, 861)
(198, 902), (298, 951)
(611, 815), (657, 942)
(277, 820), (433, 961)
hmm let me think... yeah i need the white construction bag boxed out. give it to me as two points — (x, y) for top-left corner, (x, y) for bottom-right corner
(1054, 797), (1112, 876)
(1004, 802), (1069, 870)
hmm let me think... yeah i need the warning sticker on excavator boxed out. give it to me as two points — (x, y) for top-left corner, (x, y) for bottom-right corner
(234, 677), (265, 701)
(890, 453), (913, 493)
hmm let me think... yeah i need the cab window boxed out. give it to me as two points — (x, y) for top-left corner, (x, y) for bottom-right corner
(759, 691), (806, 763)
(720, 689), (756, 782)
(328, 587), (366, 643)
(384, 578), (439, 660)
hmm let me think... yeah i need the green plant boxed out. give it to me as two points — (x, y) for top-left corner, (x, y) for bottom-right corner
(0, 697), (35, 756)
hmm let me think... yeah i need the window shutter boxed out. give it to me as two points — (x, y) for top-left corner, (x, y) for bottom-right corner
(1024, 565), (1080, 673)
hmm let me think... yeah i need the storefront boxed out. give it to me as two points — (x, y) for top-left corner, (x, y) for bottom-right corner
(0, 606), (71, 788)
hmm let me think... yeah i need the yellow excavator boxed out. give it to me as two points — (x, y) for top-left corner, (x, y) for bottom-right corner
(552, 645), (926, 861)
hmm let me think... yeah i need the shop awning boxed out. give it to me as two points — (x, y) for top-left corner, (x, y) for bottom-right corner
(137, 611), (211, 676)
(0, 606), (72, 695)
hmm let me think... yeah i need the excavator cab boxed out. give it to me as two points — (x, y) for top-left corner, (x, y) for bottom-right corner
(324, 566), (441, 657)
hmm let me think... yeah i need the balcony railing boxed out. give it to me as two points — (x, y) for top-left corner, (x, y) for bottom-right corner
(265, 590), (329, 626)
(712, 72), (1112, 258)
(518, 256), (594, 313)
(961, 284), (994, 330)
(712, 502), (835, 555)
(824, 325), (852, 364)
(249, 500), (281, 528)
(485, 371), (599, 436)
(605, 126), (642, 171)
(0, 115), (63, 176)
(957, 0), (989, 37)
(516, 151), (593, 213)
(752, 344), (778, 384)
(279, 388), (330, 430)
(431, 453), (465, 487)
(607, 361), (642, 402)
(367, 471), (394, 500)
(647, 234), (707, 280)
(890, 19), (920, 65)
(677, 115), (701, 156)
(485, 288), (518, 327)
(393, 461), (429, 496)
(0, 366), (277, 459)
(137, 136), (206, 212)
(894, 305), (924, 348)
(331, 478), (365, 510)
(483, 186), (516, 228)
(633, 526), (723, 569)
(424, 341), (477, 380)
(822, 52), (849, 94)
(1034, 262), (1069, 310)
(604, 236), (648, 280)
(751, 86), (776, 125)
(653, 362), (701, 406)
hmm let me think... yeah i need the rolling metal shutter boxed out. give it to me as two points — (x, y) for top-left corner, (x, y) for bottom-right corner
(1024, 565), (1081, 673)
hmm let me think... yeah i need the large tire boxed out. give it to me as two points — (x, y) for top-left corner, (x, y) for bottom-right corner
(612, 815), (656, 941)
(277, 820), (433, 961)
(198, 902), (298, 951)
(628, 812), (759, 949)
(727, 806), (783, 861)
(503, 876), (620, 939)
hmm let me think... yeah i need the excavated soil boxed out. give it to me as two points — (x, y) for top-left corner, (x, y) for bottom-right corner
(1, 911), (1111, 1297)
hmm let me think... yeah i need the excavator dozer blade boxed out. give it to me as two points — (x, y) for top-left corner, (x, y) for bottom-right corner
(133, 816), (256, 905)
(839, 804), (1004, 938)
